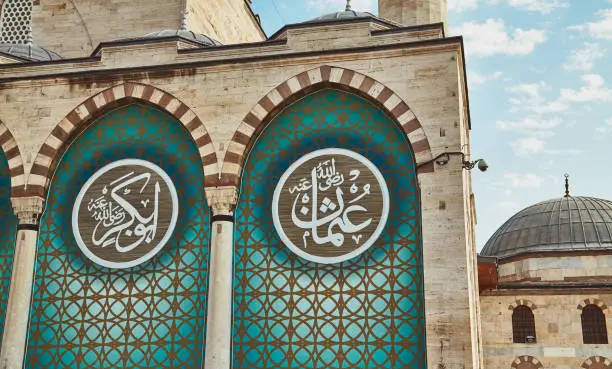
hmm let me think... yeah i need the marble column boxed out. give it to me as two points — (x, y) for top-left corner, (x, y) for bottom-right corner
(203, 186), (238, 369)
(0, 196), (44, 369)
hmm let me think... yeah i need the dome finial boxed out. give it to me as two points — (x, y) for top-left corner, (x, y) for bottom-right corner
(180, 9), (189, 31)
(564, 173), (571, 197)
(345, 0), (352, 11)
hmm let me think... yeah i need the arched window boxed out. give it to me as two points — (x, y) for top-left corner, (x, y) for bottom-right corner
(582, 304), (608, 344)
(0, 0), (33, 44)
(512, 305), (536, 343)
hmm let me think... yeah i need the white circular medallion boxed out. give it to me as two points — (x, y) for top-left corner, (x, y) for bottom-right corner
(272, 148), (389, 264)
(72, 159), (179, 269)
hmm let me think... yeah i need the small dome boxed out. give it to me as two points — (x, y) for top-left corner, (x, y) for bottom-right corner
(481, 196), (612, 259)
(0, 43), (62, 62)
(306, 10), (375, 22)
(141, 30), (222, 47)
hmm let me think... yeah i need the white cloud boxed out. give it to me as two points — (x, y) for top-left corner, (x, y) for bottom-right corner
(564, 43), (605, 71)
(452, 19), (547, 57)
(507, 74), (612, 114)
(307, 0), (375, 11)
(489, 0), (569, 14)
(448, 0), (479, 12)
(568, 9), (612, 40)
(504, 172), (546, 188)
(558, 74), (612, 103)
(596, 118), (612, 135)
(511, 137), (546, 155)
(496, 116), (561, 136)
(469, 71), (503, 85)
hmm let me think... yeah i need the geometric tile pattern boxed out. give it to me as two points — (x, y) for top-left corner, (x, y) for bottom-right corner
(233, 89), (427, 369)
(27, 82), (218, 198)
(0, 0), (32, 44)
(0, 148), (17, 345)
(220, 65), (434, 186)
(25, 104), (210, 369)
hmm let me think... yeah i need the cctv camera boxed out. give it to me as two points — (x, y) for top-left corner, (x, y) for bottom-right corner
(477, 159), (488, 172)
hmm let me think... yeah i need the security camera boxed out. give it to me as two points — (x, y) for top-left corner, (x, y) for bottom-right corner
(477, 159), (489, 172)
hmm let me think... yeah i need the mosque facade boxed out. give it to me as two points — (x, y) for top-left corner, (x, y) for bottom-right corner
(0, 0), (608, 369)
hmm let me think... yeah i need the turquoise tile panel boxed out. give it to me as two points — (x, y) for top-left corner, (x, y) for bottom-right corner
(232, 89), (427, 369)
(25, 104), (210, 369)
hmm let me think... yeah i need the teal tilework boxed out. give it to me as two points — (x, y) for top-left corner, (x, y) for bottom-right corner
(25, 104), (210, 369)
(232, 89), (427, 369)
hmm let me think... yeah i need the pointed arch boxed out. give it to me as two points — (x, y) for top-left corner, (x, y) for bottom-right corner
(27, 83), (218, 197)
(0, 119), (25, 196)
(220, 65), (434, 186)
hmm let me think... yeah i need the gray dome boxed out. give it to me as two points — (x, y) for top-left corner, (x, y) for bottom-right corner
(142, 30), (222, 47)
(306, 10), (375, 22)
(0, 43), (62, 62)
(481, 196), (612, 259)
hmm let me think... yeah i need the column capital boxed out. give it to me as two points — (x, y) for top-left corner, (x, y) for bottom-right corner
(11, 196), (45, 226)
(206, 186), (238, 216)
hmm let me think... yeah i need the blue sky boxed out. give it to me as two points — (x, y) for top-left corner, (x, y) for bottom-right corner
(251, 0), (612, 250)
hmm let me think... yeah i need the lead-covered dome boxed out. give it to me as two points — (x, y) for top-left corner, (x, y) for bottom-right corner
(481, 196), (612, 259)
(0, 43), (62, 61)
(306, 9), (375, 22)
(141, 29), (222, 47)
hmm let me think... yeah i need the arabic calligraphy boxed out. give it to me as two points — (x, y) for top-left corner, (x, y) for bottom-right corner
(72, 159), (178, 269)
(272, 148), (389, 264)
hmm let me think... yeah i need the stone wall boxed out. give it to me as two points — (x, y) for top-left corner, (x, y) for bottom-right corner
(186, 0), (265, 45)
(0, 21), (478, 368)
(499, 255), (612, 283)
(29, 0), (264, 59)
(481, 292), (612, 368)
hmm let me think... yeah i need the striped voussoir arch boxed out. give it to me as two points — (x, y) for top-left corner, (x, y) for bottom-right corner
(583, 356), (612, 369)
(220, 65), (434, 186)
(578, 298), (609, 313)
(508, 299), (538, 311)
(511, 356), (543, 369)
(27, 82), (218, 197)
(0, 121), (25, 196)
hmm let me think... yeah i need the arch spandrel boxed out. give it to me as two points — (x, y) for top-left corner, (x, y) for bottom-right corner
(220, 65), (434, 187)
(27, 83), (218, 198)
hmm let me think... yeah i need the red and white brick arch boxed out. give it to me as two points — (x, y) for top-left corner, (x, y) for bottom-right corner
(577, 298), (609, 313)
(0, 121), (25, 196)
(219, 65), (434, 186)
(583, 356), (612, 369)
(511, 356), (543, 369)
(508, 299), (538, 311)
(26, 82), (218, 197)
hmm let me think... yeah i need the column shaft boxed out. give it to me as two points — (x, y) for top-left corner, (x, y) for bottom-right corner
(0, 229), (37, 369)
(204, 219), (234, 369)
(203, 186), (238, 369)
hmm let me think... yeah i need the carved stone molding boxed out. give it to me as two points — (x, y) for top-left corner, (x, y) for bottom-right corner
(206, 186), (238, 216)
(11, 196), (44, 226)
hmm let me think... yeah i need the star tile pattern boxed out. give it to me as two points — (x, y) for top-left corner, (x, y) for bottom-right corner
(0, 149), (17, 343)
(25, 104), (210, 369)
(233, 89), (426, 369)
